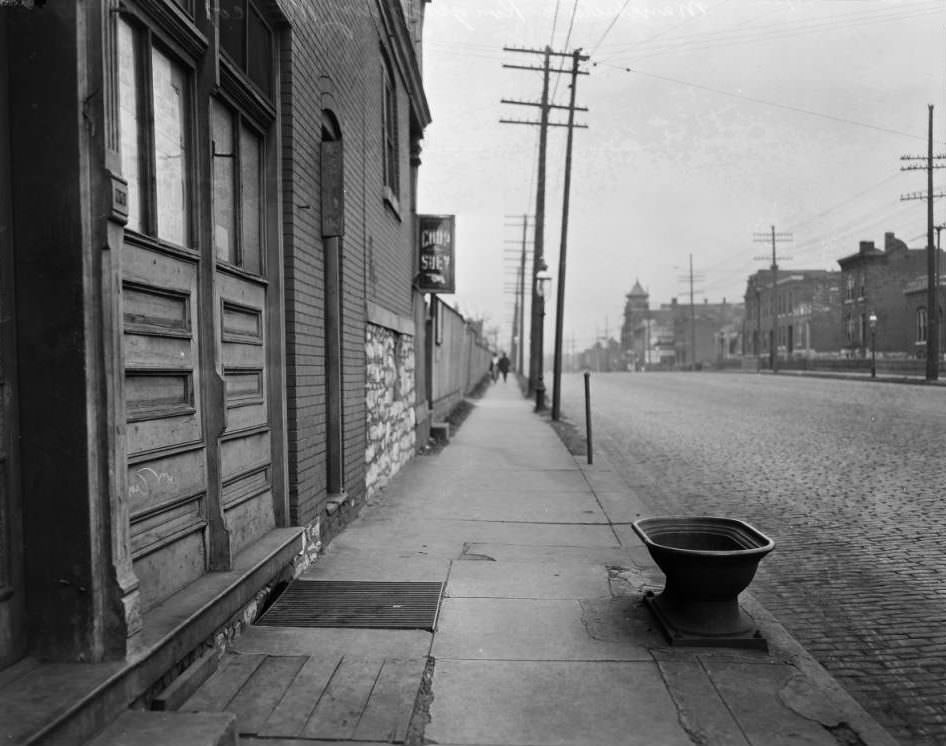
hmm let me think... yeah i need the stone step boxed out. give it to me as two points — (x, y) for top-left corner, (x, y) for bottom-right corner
(430, 421), (450, 443)
(86, 711), (237, 746)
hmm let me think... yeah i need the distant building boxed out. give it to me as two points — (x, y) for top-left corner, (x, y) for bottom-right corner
(743, 269), (843, 360)
(836, 232), (946, 358)
(621, 280), (743, 369)
(901, 275), (946, 359)
(670, 297), (744, 368)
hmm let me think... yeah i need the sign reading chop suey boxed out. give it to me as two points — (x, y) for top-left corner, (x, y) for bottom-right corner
(417, 214), (455, 294)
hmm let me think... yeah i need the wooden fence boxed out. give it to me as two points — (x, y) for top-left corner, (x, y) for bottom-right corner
(429, 297), (492, 421)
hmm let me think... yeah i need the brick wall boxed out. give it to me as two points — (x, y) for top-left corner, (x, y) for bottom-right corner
(279, 0), (424, 531)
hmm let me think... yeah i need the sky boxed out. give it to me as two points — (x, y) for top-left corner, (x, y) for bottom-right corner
(416, 0), (946, 353)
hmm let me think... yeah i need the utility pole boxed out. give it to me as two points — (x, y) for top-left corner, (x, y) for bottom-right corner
(518, 215), (528, 373)
(900, 105), (946, 380)
(502, 46), (589, 407)
(601, 318), (610, 371)
(753, 226), (793, 373)
(676, 256), (705, 370)
(510, 265), (520, 366)
(936, 225), (944, 353)
(552, 49), (589, 420)
(503, 215), (532, 374)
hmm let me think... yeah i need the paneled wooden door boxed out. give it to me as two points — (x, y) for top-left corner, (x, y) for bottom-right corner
(118, 18), (279, 611)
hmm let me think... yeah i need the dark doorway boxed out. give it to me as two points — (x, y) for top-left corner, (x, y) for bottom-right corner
(321, 113), (344, 497)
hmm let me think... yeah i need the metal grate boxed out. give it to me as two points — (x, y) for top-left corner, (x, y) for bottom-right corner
(256, 580), (445, 631)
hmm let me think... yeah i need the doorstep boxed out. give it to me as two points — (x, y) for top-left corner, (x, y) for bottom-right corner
(0, 527), (304, 746)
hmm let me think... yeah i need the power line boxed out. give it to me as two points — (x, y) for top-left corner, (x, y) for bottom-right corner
(598, 1), (940, 63)
(592, 62), (927, 141)
(598, 0), (736, 62)
(589, 0), (632, 56)
(552, 1), (582, 103)
(550, 0), (562, 45)
(562, 0), (580, 51)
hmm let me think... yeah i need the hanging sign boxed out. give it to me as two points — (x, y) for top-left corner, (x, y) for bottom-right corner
(417, 214), (455, 294)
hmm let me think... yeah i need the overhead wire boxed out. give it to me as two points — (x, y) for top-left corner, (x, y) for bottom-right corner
(599, 0), (937, 56)
(597, 0), (737, 62)
(600, 2), (941, 63)
(593, 61), (927, 142)
(588, 0), (633, 57)
(550, 0), (562, 46)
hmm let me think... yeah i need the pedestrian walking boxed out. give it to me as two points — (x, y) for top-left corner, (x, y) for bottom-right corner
(497, 352), (510, 382)
(490, 353), (499, 382)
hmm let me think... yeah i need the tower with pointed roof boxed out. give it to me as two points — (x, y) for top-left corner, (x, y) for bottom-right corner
(621, 279), (650, 360)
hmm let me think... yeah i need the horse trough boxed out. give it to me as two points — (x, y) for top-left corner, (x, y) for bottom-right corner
(632, 516), (775, 650)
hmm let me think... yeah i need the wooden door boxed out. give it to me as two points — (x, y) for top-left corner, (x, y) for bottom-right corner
(212, 102), (276, 556)
(117, 20), (279, 610)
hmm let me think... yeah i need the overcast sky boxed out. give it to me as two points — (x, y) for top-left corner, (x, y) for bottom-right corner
(416, 0), (946, 351)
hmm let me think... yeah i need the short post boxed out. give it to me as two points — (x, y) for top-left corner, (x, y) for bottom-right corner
(584, 370), (593, 465)
(868, 311), (878, 378)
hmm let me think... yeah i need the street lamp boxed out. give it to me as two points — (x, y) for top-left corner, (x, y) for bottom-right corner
(535, 267), (553, 411)
(868, 311), (877, 378)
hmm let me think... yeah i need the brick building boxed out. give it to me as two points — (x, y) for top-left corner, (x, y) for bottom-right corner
(669, 298), (744, 368)
(899, 275), (945, 359)
(743, 269), (843, 360)
(836, 232), (945, 358)
(0, 0), (448, 741)
(621, 281), (743, 369)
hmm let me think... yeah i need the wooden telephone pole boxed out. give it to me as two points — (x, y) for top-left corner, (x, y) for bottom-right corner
(753, 227), (793, 372)
(676, 255), (705, 369)
(501, 46), (588, 408)
(503, 214), (532, 374)
(900, 105), (946, 380)
(551, 49), (589, 420)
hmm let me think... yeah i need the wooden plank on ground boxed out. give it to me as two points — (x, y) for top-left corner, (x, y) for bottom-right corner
(227, 655), (307, 734)
(179, 652), (266, 712)
(258, 654), (342, 738)
(354, 657), (427, 742)
(300, 657), (382, 740)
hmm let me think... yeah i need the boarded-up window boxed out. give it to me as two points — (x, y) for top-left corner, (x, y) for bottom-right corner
(212, 100), (264, 276)
(117, 20), (192, 247)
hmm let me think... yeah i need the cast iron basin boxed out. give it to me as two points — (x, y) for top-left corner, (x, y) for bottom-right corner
(632, 516), (775, 648)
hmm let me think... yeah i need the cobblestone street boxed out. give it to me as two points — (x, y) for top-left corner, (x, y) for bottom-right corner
(561, 371), (946, 745)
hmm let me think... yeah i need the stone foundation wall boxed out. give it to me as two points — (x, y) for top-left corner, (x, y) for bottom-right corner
(365, 324), (416, 498)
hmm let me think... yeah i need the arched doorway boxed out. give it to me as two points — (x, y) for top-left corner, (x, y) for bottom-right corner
(321, 112), (345, 497)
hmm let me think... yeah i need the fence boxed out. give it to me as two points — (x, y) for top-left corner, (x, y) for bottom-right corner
(744, 356), (946, 376)
(429, 296), (492, 421)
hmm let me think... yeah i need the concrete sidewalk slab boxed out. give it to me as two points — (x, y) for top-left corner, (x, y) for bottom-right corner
(335, 517), (621, 554)
(415, 489), (607, 523)
(300, 545), (450, 583)
(426, 659), (692, 746)
(446, 559), (611, 599)
(432, 597), (654, 660)
(459, 541), (628, 565)
(433, 443), (579, 471)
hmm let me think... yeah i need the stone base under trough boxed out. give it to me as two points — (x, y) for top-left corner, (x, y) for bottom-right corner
(643, 590), (768, 651)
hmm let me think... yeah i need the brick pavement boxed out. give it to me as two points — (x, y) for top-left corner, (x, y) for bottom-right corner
(560, 371), (946, 745)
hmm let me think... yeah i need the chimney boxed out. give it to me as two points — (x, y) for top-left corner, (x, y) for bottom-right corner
(885, 232), (908, 254)
(859, 240), (875, 254)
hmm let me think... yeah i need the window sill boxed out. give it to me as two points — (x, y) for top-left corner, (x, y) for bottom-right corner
(383, 186), (402, 221)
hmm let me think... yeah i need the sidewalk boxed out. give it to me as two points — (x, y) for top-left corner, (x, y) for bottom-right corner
(173, 380), (897, 746)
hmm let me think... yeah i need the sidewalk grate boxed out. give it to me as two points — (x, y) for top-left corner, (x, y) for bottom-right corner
(255, 580), (444, 631)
